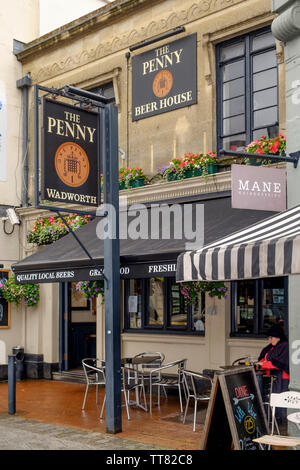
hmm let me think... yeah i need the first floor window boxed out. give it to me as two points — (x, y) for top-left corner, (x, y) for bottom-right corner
(231, 276), (287, 336)
(124, 277), (205, 334)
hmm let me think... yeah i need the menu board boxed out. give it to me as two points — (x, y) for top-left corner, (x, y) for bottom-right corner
(200, 367), (269, 450)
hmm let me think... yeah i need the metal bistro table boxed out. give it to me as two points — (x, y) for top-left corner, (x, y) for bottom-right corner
(121, 355), (162, 412)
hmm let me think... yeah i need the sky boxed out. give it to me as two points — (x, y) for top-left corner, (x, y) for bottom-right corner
(39, 0), (114, 35)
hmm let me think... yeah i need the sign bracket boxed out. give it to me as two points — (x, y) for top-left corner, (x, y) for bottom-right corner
(220, 148), (300, 168)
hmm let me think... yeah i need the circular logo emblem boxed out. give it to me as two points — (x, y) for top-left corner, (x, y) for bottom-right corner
(54, 142), (90, 187)
(152, 69), (174, 98)
(244, 415), (255, 434)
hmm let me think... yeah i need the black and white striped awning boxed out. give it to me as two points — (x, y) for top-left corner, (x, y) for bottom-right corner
(176, 205), (300, 282)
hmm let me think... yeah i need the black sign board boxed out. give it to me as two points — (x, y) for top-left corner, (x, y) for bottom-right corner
(14, 260), (178, 284)
(132, 33), (197, 121)
(200, 367), (269, 450)
(0, 270), (10, 328)
(42, 98), (100, 206)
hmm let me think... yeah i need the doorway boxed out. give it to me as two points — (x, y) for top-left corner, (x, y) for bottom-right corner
(59, 282), (96, 371)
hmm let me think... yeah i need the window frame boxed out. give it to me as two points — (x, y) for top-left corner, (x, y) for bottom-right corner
(216, 26), (278, 154)
(123, 277), (205, 336)
(230, 277), (288, 337)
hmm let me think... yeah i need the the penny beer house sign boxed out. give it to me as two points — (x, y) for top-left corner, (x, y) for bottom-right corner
(132, 33), (197, 120)
(42, 99), (99, 206)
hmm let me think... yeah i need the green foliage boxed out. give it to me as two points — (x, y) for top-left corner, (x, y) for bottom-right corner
(180, 281), (228, 305)
(75, 280), (105, 302)
(0, 277), (40, 307)
(27, 213), (92, 246)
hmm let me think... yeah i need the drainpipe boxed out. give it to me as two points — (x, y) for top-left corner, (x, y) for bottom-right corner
(16, 73), (32, 207)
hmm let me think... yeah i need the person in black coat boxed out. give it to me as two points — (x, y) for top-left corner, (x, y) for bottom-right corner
(256, 325), (289, 394)
(256, 325), (289, 423)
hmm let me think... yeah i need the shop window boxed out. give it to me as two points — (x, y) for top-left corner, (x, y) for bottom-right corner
(124, 277), (205, 335)
(231, 277), (288, 336)
(216, 28), (278, 153)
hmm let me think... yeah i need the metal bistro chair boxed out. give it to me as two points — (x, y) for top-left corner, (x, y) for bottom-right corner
(149, 359), (187, 414)
(253, 391), (300, 450)
(100, 365), (147, 420)
(132, 352), (167, 398)
(182, 370), (213, 432)
(81, 358), (105, 411)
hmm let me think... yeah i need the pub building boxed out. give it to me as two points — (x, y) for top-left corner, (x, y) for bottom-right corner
(0, 0), (291, 381)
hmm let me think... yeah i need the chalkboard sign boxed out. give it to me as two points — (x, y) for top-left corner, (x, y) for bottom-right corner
(200, 366), (269, 450)
(0, 270), (10, 329)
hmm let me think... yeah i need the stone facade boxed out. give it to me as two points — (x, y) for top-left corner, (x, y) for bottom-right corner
(0, 0), (289, 376)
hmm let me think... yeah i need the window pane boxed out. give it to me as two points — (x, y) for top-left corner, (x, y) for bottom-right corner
(252, 50), (277, 73)
(127, 279), (143, 329)
(252, 128), (269, 141)
(253, 69), (277, 92)
(252, 32), (276, 51)
(223, 96), (245, 118)
(222, 59), (244, 82)
(169, 280), (187, 328)
(192, 294), (205, 332)
(261, 278), (286, 333)
(223, 114), (245, 135)
(220, 41), (245, 61)
(253, 106), (277, 128)
(253, 87), (277, 111)
(236, 281), (255, 334)
(223, 77), (245, 100)
(222, 133), (246, 151)
(148, 278), (164, 326)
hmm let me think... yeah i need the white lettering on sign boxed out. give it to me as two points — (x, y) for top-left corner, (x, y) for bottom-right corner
(148, 264), (176, 274)
(134, 91), (193, 118)
(238, 179), (282, 194)
(46, 188), (97, 205)
(142, 47), (183, 75)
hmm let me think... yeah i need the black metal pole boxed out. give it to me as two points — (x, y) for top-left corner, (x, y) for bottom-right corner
(103, 103), (122, 434)
(8, 355), (16, 414)
(219, 148), (300, 168)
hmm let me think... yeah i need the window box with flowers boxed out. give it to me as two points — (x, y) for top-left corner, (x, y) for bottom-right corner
(26, 213), (92, 246)
(0, 277), (40, 307)
(159, 151), (219, 181)
(119, 167), (147, 189)
(244, 134), (286, 165)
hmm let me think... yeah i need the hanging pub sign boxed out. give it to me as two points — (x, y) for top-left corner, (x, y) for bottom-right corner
(132, 33), (197, 121)
(231, 164), (287, 212)
(42, 98), (100, 207)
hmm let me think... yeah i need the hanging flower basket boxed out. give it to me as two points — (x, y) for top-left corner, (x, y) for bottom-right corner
(0, 277), (40, 307)
(27, 213), (92, 246)
(244, 134), (286, 165)
(75, 280), (105, 302)
(180, 281), (228, 305)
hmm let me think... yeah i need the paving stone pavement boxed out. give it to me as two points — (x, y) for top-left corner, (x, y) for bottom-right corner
(0, 414), (166, 451)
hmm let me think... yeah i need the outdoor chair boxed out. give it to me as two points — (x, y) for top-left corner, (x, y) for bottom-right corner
(182, 370), (213, 432)
(100, 365), (147, 420)
(252, 391), (300, 449)
(149, 359), (187, 414)
(131, 351), (167, 397)
(81, 358), (105, 411)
